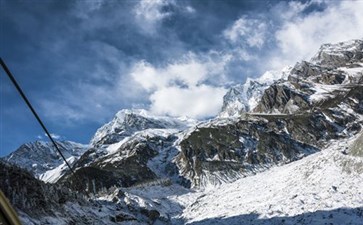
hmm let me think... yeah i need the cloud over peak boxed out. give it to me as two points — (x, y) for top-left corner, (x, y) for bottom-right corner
(130, 53), (230, 118)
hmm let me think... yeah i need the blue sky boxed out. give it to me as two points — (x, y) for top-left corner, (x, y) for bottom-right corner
(1, 0), (362, 156)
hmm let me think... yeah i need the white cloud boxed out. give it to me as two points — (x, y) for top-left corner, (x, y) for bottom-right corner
(223, 0), (363, 74)
(150, 85), (226, 118)
(271, 0), (363, 70)
(133, 0), (173, 33)
(131, 58), (208, 91)
(133, 0), (195, 34)
(185, 6), (195, 14)
(45, 133), (61, 140)
(130, 53), (230, 118)
(223, 16), (268, 48)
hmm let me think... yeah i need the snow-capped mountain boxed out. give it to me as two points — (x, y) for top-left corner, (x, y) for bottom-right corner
(2, 140), (88, 182)
(91, 109), (195, 147)
(219, 67), (291, 117)
(2, 39), (363, 225)
(54, 109), (196, 192)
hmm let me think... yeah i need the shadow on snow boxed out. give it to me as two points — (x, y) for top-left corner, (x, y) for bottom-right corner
(173, 207), (363, 225)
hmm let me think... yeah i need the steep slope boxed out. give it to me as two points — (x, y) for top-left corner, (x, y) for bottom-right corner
(2, 141), (88, 182)
(59, 110), (196, 192)
(176, 39), (363, 188)
(176, 134), (363, 225)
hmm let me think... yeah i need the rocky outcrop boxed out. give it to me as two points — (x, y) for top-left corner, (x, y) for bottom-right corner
(219, 68), (291, 117)
(220, 81), (266, 116)
(62, 139), (158, 192)
(312, 39), (363, 67)
(253, 84), (311, 114)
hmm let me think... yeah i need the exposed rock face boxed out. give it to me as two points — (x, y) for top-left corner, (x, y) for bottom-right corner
(311, 39), (363, 67)
(254, 84), (311, 114)
(55, 109), (196, 193)
(62, 138), (159, 192)
(176, 109), (354, 187)
(61, 129), (184, 192)
(220, 68), (291, 117)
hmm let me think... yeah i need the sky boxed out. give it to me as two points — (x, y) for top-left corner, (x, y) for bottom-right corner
(1, 0), (363, 156)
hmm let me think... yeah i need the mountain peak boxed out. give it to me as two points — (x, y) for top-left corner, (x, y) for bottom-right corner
(3, 140), (88, 181)
(90, 108), (195, 146)
(311, 39), (363, 66)
(219, 67), (291, 118)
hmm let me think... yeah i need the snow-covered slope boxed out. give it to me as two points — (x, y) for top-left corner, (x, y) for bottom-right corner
(175, 134), (363, 225)
(6, 132), (362, 225)
(2, 140), (88, 182)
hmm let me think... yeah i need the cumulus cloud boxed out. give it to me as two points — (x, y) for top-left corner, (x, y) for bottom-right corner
(130, 53), (229, 118)
(131, 56), (214, 91)
(150, 85), (226, 118)
(271, 0), (363, 69)
(133, 0), (173, 33)
(222, 0), (363, 74)
(133, 0), (195, 34)
(223, 16), (268, 48)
